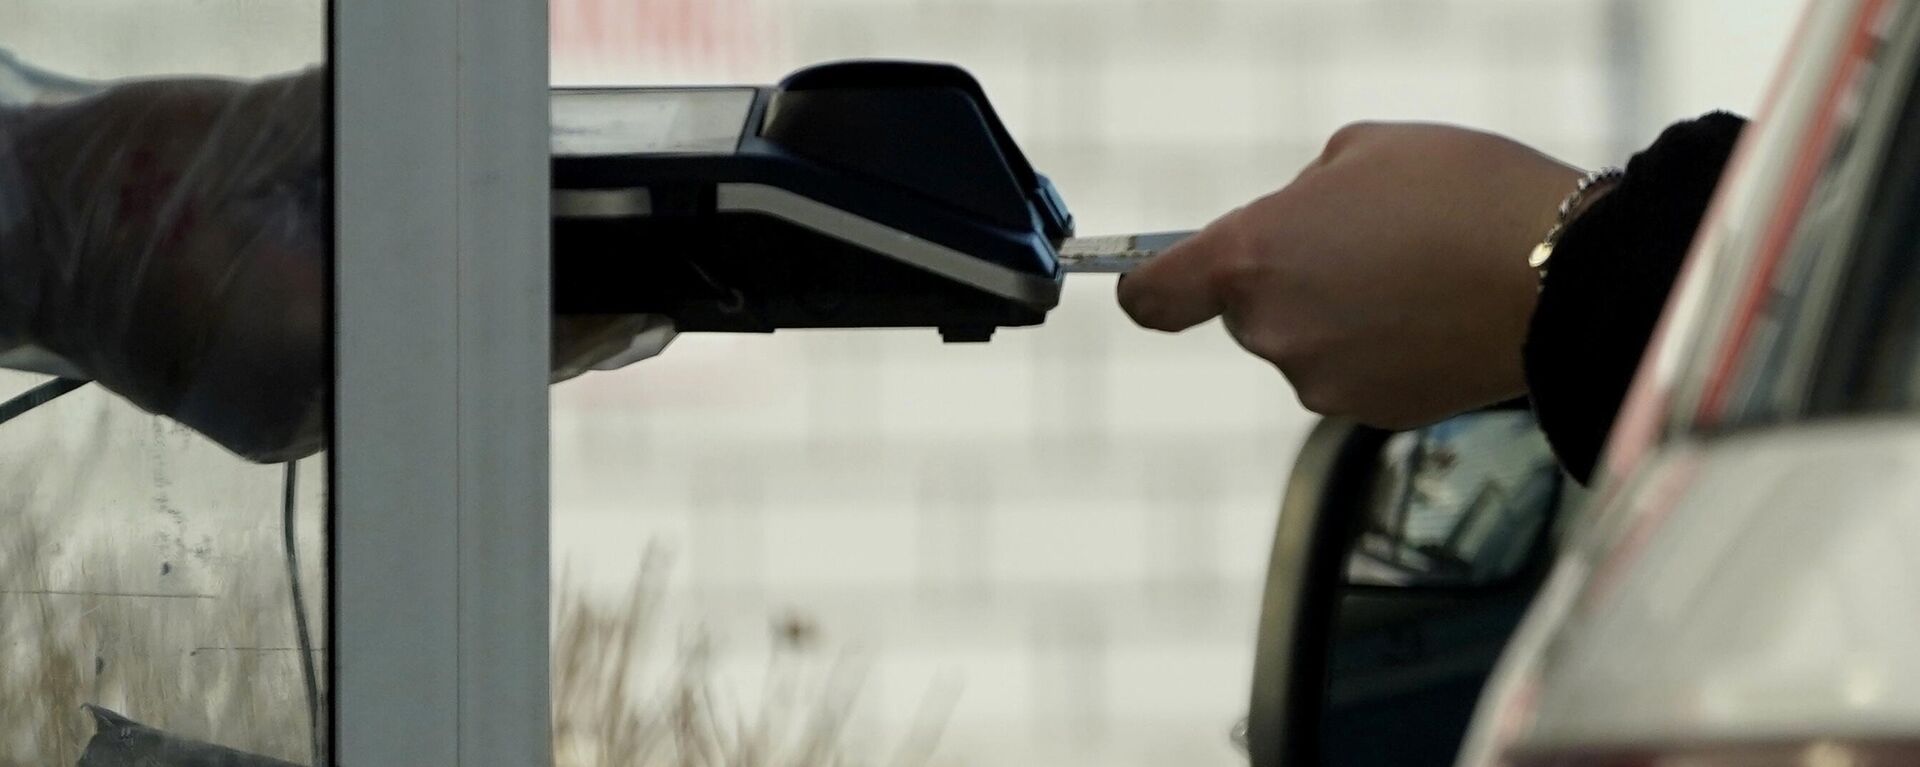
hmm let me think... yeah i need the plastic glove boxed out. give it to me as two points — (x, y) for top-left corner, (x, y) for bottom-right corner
(552, 314), (677, 382)
(0, 59), (673, 462)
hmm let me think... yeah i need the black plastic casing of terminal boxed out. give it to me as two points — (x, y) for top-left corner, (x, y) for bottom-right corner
(551, 60), (1075, 342)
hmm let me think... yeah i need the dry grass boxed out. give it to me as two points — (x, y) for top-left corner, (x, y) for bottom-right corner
(4, 520), (949, 767)
(0, 517), (317, 765)
(552, 551), (952, 767)
(0, 385), (948, 764)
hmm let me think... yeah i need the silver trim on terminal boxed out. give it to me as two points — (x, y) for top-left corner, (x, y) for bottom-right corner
(552, 187), (653, 218)
(714, 182), (1063, 310)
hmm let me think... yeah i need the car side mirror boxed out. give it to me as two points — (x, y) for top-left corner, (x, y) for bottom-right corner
(1241, 406), (1568, 767)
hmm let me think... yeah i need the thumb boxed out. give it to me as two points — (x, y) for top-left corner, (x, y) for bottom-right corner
(1115, 217), (1236, 332)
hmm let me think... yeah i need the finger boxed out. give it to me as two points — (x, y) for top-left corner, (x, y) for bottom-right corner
(1115, 216), (1236, 332)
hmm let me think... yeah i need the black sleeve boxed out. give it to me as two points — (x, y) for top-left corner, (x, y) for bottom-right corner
(1523, 112), (1747, 483)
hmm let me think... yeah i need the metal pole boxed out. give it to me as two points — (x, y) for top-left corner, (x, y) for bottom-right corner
(332, 0), (552, 762)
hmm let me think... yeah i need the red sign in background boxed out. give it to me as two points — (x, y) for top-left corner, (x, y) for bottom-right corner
(551, 0), (771, 78)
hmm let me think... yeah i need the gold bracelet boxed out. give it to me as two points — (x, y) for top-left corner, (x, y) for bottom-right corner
(1528, 167), (1624, 285)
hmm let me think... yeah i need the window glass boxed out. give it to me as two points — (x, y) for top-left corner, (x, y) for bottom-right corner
(1806, 11), (1920, 414)
(1703, 5), (1919, 426)
(0, 3), (328, 763)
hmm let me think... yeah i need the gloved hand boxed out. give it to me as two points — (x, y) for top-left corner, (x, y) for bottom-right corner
(0, 65), (672, 462)
(552, 314), (677, 382)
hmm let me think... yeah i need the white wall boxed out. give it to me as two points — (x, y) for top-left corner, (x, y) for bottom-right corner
(1643, 0), (1808, 122)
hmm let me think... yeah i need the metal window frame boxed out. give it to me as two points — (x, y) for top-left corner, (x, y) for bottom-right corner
(331, 0), (551, 763)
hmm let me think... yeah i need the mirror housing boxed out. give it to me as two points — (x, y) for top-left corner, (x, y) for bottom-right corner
(1245, 416), (1382, 766)
(1245, 406), (1566, 767)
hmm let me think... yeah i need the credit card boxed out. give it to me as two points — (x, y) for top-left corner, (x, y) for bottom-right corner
(1056, 231), (1195, 274)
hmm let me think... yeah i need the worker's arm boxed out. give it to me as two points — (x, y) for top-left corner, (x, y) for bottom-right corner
(0, 49), (102, 374)
(0, 105), (48, 371)
(0, 61), (671, 462)
(7, 71), (333, 461)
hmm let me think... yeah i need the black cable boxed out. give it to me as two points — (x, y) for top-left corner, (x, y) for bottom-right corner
(0, 377), (87, 426)
(282, 460), (324, 766)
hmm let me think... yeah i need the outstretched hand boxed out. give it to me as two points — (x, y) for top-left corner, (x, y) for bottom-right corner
(1117, 123), (1583, 429)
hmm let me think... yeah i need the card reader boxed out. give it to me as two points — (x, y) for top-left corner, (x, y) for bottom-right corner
(550, 60), (1186, 343)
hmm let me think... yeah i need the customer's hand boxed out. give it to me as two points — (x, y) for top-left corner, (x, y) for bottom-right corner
(4, 69), (670, 462)
(1117, 123), (1583, 429)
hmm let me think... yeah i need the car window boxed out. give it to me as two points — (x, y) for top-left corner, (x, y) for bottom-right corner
(1713, 5), (1920, 426)
(1809, 16), (1920, 413)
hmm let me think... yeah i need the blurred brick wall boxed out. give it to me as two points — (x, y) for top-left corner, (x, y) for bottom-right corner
(549, 1), (1639, 765)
